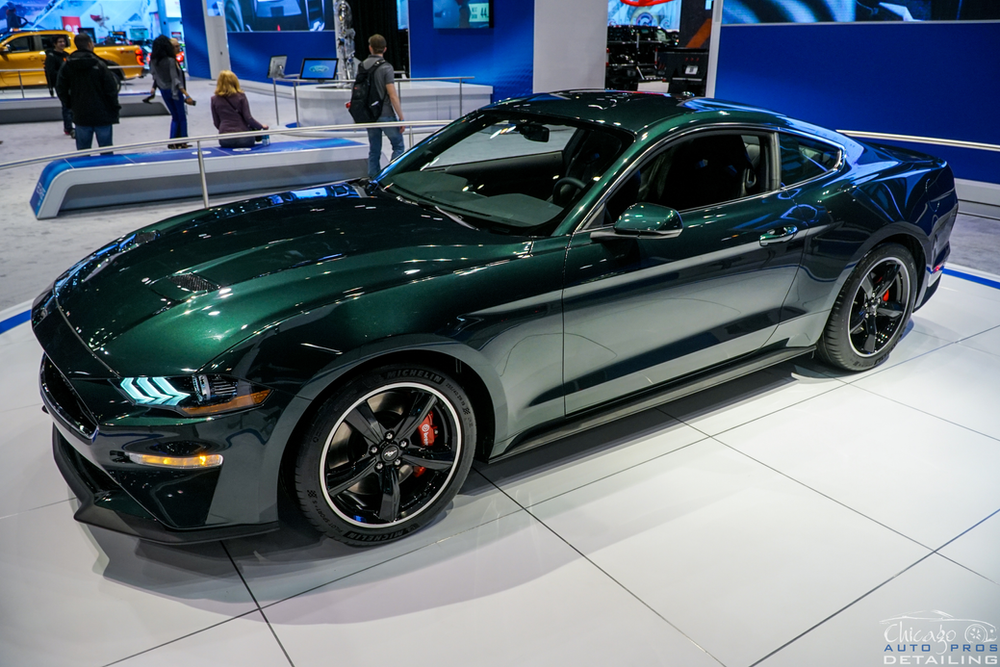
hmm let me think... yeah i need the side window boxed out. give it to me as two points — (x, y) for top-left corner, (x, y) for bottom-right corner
(5, 36), (33, 53)
(595, 132), (771, 226)
(779, 134), (840, 187)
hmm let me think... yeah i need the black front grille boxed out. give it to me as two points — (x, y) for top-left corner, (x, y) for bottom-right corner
(41, 357), (98, 437)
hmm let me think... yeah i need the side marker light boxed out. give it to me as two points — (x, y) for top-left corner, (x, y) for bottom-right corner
(126, 453), (224, 469)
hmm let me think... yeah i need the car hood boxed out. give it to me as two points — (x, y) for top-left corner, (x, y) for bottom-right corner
(51, 187), (529, 376)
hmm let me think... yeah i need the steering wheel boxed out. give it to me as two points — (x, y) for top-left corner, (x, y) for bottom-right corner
(552, 176), (587, 204)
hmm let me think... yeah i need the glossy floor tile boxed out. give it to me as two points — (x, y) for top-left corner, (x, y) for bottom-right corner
(755, 554), (1000, 667)
(939, 509), (1000, 585)
(655, 359), (842, 435)
(530, 439), (930, 667)
(111, 612), (291, 667)
(0, 403), (73, 518)
(478, 407), (705, 506)
(225, 469), (523, 605)
(2, 271), (999, 667)
(908, 274), (1000, 342)
(264, 510), (722, 667)
(714, 383), (1000, 549)
(0, 501), (257, 667)
(852, 343), (1000, 441)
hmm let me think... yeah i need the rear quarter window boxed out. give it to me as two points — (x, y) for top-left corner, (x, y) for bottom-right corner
(779, 134), (841, 187)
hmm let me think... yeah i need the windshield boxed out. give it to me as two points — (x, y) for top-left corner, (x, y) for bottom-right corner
(378, 112), (632, 234)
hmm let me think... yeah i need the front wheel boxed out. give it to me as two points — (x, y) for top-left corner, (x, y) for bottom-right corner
(294, 364), (476, 546)
(817, 243), (916, 371)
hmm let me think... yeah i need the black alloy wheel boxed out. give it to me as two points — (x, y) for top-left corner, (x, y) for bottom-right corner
(295, 364), (476, 546)
(818, 243), (916, 371)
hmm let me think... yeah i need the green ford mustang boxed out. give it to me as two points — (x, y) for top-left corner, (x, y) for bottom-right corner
(33, 91), (957, 545)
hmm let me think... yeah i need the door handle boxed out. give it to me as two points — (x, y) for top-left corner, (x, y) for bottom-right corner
(759, 225), (798, 246)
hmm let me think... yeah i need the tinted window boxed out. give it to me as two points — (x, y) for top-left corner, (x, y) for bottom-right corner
(381, 113), (630, 233)
(604, 132), (771, 219)
(6, 36), (34, 53)
(779, 134), (840, 186)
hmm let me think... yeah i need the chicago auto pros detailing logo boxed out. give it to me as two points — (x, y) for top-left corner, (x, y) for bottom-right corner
(882, 610), (998, 664)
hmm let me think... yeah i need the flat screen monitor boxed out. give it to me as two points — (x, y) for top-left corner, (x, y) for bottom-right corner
(299, 57), (338, 80)
(267, 55), (287, 79)
(656, 49), (708, 94)
(433, 0), (492, 29)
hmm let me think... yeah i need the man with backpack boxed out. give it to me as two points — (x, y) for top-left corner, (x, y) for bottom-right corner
(350, 34), (405, 179)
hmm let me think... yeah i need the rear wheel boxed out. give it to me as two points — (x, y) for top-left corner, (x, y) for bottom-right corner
(294, 364), (475, 546)
(817, 243), (916, 371)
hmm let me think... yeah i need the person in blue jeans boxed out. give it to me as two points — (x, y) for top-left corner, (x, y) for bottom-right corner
(150, 35), (196, 149)
(360, 34), (405, 179)
(55, 33), (120, 152)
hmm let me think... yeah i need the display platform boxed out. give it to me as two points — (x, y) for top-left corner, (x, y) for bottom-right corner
(2, 268), (999, 666)
(294, 79), (493, 127)
(30, 137), (368, 219)
(0, 93), (169, 124)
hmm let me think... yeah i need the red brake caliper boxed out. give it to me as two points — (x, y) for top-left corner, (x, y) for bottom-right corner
(412, 412), (435, 477)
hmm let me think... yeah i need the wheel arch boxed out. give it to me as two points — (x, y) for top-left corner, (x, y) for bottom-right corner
(859, 227), (929, 304)
(277, 345), (502, 497)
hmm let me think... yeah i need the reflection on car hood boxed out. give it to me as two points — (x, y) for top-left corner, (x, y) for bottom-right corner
(51, 187), (527, 376)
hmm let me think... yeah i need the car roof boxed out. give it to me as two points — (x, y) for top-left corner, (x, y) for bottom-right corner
(492, 90), (798, 135)
(491, 90), (862, 158)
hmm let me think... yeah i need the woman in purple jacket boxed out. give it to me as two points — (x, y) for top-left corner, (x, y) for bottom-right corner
(211, 71), (269, 148)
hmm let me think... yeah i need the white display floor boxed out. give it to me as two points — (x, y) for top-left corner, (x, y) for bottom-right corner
(2, 269), (999, 667)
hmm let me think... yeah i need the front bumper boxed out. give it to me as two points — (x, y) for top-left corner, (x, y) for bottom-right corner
(52, 426), (278, 544)
(33, 298), (301, 544)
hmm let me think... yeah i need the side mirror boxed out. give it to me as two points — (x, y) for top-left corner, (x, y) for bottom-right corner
(593, 203), (683, 241)
(0, 45), (9, 54)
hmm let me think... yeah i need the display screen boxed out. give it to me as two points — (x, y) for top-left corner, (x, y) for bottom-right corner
(1, 0), (177, 37)
(226, 0), (330, 32)
(608, 0), (681, 29)
(433, 0), (492, 29)
(299, 57), (338, 80)
(723, 0), (1000, 24)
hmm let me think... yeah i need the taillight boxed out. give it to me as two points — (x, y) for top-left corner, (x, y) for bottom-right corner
(135, 47), (144, 65)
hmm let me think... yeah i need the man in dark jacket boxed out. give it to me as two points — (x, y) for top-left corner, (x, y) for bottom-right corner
(44, 35), (74, 138)
(56, 33), (121, 152)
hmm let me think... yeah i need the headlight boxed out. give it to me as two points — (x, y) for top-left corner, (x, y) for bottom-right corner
(117, 374), (271, 416)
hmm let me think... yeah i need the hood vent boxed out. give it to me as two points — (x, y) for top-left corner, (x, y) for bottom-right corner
(167, 273), (220, 293)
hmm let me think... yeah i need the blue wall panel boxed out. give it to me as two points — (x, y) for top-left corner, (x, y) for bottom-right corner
(715, 22), (1000, 183)
(179, 0), (210, 79)
(227, 32), (338, 84)
(408, 0), (535, 103)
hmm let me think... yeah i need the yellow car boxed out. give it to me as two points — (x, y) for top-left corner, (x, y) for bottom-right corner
(0, 30), (145, 88)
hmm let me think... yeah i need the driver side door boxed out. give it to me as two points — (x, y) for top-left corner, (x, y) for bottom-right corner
(562, 129), (809, 414)
(1, 35), (45, 87)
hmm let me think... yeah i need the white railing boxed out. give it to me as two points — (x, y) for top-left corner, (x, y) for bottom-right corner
(1, 63), (144, 98)
(838, 130), (1000, 154)
(0, 119), (450, 211)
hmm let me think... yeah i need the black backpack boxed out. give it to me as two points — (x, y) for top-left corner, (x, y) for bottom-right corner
(349, 58), (390, 123)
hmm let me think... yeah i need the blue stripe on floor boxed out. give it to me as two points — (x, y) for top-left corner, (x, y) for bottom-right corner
(0, 310), (30, 335)
(0, 268), (996, 338)
(942, 268), (1000, 291)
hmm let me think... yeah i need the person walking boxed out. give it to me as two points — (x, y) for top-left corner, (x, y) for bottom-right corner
(211, 70), (268, 148)
(44, 34), (74, 138)
(55, 33), (120, 152)
(354, 33), (405, 179)
(149, 35), (196, 149)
